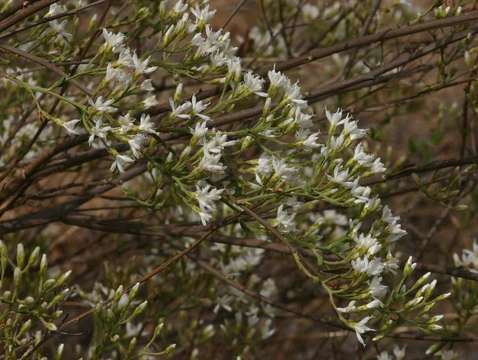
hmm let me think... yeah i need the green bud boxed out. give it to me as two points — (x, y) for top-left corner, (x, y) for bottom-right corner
(40, 318), (58, 331)
(114, 285), (124, 302)
(49, 292), (67, 308)
(128, 337), (137, 353)
(434, 292), (452, 302)
(425, 343), (441, 355)
(174, 83), (183, 103)
(16, 243), (25, 269)
(43, 279), (56, 290)
(402, 256), (416, 277)
(2, 290), (12, 300)
(131, 300), (148, 319)
(55, 270), (71, 287)
(117, 293), (129, 310)
(240, 135), (254, 151)
(153, 321), (164, 338)
(28, 247), (40, 268)
(164, 344), (177, 354)
(106, 308), (115, 322)
(128, 282), (140, 301)
(0, 240), (7, 276)
(40, 254), (48, 276)
(18, 319), (32, 337)
(54, 343), (64, 360)
(13, 267), (21, 289)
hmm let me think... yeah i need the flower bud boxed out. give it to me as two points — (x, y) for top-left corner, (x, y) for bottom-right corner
(0, 240), (7, 274)
(16, 243), (25, 269)
(18, 319), (32, 337)
(54, 344), (64, 360)
(56, 270), (71, 287)
(128, 282), (140, 301)
(117, 293), (129, 310)
(40, 254), (48, 276)
(13, 266), (21, 289)
(402, 256), (416, 277)
(131, 300), (148, 318)
(28, 247), (40, 268)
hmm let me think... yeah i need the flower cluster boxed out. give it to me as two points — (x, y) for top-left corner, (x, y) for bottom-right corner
(0, 0), (464, 357)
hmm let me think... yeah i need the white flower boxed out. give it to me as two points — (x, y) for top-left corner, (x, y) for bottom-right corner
(118, 114), (134, 132)
(222, 248), (264, 276)
(276, 205), (296, 232)
(190, 95), (210, 121)
(191, 121), (208, 139)
(336, 300), (356, 313)
(143, 95), (158, 109)
(382, 206), (407, 242)
(105, 63), (131, 84)
(191, 4), (216, 25)
(327, 164), (353, 187)
(353, 143), (375, 166)
(226, 58), (241, 79)
(102, 28), (125, 53)
(371, 157), (386, 173)
(296, 129), (321, 149)
(260, 279), (277, 298)
(255, 154), (273, 184)
(325, 108), (345, 128)
(141, 79), (154, 92)
(439, 350), (458, 360)
(88, 117), (111, 146)
(207, 132), (238, 152)
(294, 108), (314, 128)
(46, 4), (67, 17)
(63, 119), (81, 135)
(322, 210), (348, 226)
(173, 0), (188, 13)
(169, 98), (192, 119)
(89, 96), (116, 113)
(244, 71), (267, 97)
(393, 346), (406, 360)
(214, 294), (233, 313)
(342, 115), (367, 140)
(268, 68), (287, 89)
(128, 135), (144, 158)
(303, 132), (320, 148)
(110, 154), (134, 173)
(139, 113), (158, 135)
(329, 134), (345, 151)
(284, 81), (307, 106)
(199, 132), (237, 173)
(384, 252), (399, 273)
(199, 147), (225, 173)
(351, 256), (384, 276)
(351, 184), (372, 203)
(131, 53), (158, 75)
(49, 20), (72, 41)
(376, 352), (392, 360)
(355, 233), (381, 256)
(352, 316), (374, 346)
(303, 4), (319, 19)
(272, 157), (297, 182)
(195, 183), (224, 225)
(118, 48), (134, 67)
(259, 318), (275, 339)
(365, 298), (382, 309)
(125, 322), (143, 338)
(369, 276), (388, 298)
